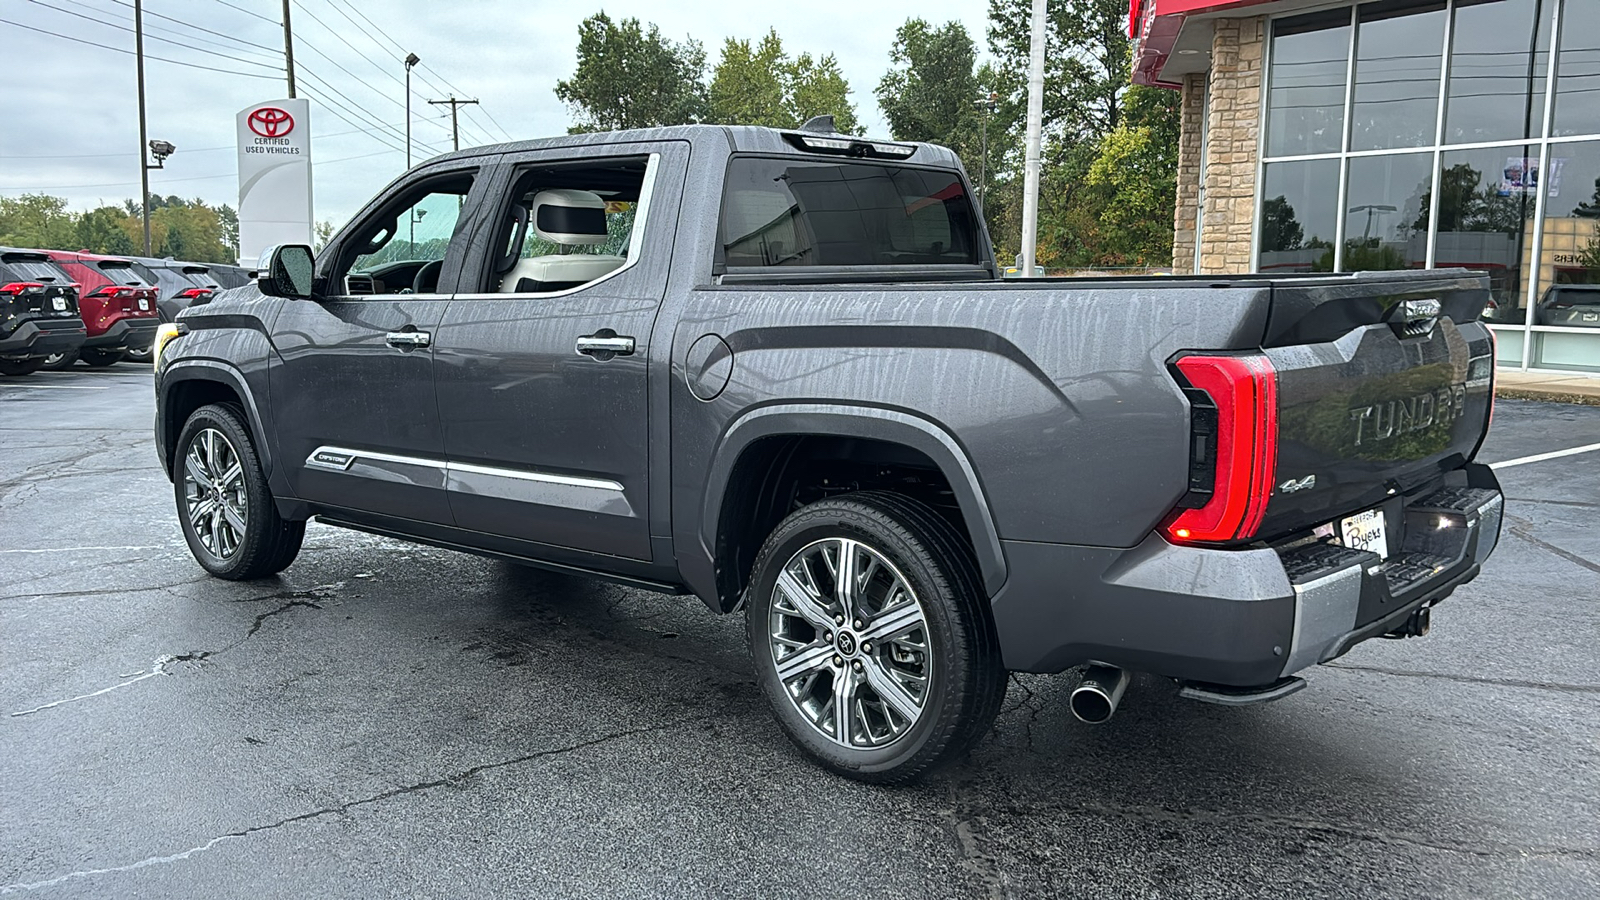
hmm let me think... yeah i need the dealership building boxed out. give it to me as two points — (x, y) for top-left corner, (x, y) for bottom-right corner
(1132, 0), (1600, 375)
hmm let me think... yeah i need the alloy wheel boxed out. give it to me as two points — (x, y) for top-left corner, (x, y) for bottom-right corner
(183, 427), (248, 559)
(768, 537), (933, 749)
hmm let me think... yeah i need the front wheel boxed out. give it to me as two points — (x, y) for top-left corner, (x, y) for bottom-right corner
(746, 491), (1006, 784)
(39, 349), (77, 370)
(174, 403), (305, 579)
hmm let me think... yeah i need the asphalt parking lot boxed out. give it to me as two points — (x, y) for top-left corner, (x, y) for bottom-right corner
(2, 367), (1597, 899)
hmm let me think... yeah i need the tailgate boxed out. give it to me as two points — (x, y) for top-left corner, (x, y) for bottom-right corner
(1259, 271), (1495, 540)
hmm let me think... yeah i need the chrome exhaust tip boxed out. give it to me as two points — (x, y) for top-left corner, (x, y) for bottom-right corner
(1070, 665), (1130, 724)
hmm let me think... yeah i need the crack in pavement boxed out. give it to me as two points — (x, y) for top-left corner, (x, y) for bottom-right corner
(983, 797), (1600, 862)
(1504, 512), (1600, 576)
(1322, 662), (1600, 695)
(0, 575), (211, 605)
(0, 713), (723, 895)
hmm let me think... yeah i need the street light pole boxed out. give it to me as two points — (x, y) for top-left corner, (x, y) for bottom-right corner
(404, 53), (420, 170)
(135, 0), (151, 255)
(428, 96), (479, 151)
(972, 92), (997, 204)
(1019, 0), (1047, 276)
(281, 0), (296, 98)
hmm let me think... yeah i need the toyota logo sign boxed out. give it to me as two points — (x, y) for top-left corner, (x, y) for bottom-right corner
(247, 107), (295, 138)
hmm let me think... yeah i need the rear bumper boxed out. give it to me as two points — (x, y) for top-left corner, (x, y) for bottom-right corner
(0, 318), (89, 359)
(990, 465), (1503, 686)
(84, 317), (159, 351)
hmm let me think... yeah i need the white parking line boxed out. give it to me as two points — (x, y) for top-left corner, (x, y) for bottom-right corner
(1490, 441), (1600, 470)
(0, 546), (168, 554)
(0, 385), (108, 390)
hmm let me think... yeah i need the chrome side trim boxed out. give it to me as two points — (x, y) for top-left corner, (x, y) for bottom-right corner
(448, 460), (623, 492)
(305, 445), (622, 492)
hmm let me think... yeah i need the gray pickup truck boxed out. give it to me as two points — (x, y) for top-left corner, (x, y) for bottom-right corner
(153, 121), (1502, 782)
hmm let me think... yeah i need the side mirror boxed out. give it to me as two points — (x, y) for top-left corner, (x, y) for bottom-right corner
(257, 244), (315, 299)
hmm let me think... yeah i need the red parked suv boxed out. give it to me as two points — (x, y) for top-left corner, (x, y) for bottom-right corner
(42, 251), (160, 368)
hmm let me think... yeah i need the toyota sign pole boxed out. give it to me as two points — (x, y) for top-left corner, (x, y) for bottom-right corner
(237, 99), (313, 266)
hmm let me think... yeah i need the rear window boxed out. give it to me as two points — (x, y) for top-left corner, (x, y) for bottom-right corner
(0, 256), (67, 282)
(719, 157), (981, 269)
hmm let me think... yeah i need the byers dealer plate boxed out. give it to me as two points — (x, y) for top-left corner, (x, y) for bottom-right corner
(1340, 508), (1388, 559)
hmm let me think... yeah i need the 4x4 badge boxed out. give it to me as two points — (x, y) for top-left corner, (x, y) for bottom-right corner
(1278, 474), (1316, 494)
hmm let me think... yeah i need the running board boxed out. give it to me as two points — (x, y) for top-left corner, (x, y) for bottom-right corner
(1178, 676), (1307, 707)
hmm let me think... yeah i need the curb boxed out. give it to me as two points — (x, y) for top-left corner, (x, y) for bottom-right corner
(1495, 387), (1600, 406)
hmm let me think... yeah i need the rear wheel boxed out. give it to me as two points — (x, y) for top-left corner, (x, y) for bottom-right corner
(124, 342), (153, 363)
(175, 403), (304, 580)
(79, 348), (125, 367)
(39, 350), (78, 371)
(745, 491), (1006, 784)
(0, 358), (46, 376)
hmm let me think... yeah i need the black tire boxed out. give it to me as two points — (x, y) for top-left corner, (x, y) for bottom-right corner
(39, 349), (78, 371)
(124, 342), (153, 363)
(0, 358), (46, 376)
(79, 348), (126, 367)
(745, 491), (1006, 784)
(174, 403), (305, 580)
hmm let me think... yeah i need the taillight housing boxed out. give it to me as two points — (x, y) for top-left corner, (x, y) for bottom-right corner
(0, 282), (43, 295)
(177, 288), (214, 301)
(1161, 354), (1279, 544)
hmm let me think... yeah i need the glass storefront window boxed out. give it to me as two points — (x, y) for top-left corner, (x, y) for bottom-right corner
(1553, 1), (1600, 137)
(1444, 0), (1551, 144)
(1344, 153), (1433, 271)
(1258, 160), (1341, 274)
(1350, 0), (1448, 151)
(1433, 146), (1536, 318)
(1529, 139), (1600, 371)
(1266, 11), (1352, 157)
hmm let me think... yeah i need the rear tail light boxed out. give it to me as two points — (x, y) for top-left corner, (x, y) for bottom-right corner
(177, 288), (214, 300)
(1161, 354), (1279, 544)
(0, 282), (44, 295)
(91, 285), (128, 298)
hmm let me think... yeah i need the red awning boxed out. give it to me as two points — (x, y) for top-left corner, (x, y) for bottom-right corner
(1129, 0), (1281, 87)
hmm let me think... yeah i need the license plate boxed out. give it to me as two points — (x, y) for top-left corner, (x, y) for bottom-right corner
(138, 299), (149, 310)
(1584, 313), (1598, 322)
(1340, 508), (1388, 559)
(52, 297), (67, 311)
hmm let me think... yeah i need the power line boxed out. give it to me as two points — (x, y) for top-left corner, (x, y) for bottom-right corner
(20, 0), (285, 72)
(0, 148), (407, 192)
(0, 120), (427, 159)
(211, 0), (277, 26)
(0, 16), (282, 79)
(99, 0), (282, 58)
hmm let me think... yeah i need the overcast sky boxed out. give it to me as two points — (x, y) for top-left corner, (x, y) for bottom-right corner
(1, 0), (993, 229)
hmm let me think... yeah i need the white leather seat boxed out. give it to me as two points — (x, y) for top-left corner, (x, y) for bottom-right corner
(499, 188), (624, 293)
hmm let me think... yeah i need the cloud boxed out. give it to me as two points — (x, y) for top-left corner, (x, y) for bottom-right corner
(1, 0), (990, 227)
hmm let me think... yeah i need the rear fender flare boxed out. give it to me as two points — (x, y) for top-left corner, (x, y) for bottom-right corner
(702, 403), (1007, 598)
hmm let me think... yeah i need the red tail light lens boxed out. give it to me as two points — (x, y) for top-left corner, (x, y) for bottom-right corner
(1162, 354), (1279, 544)
(177, 288), (214, 300)
(0, 282), (44, 295)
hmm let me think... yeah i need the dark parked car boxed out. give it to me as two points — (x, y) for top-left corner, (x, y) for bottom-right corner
(0, 248), (87, 376)
(132, 257), (220, 317)
(42, 251), (159, 368)
(1535, 283), (1600, 327)
(205, 264), (255, 290)
(154, 122), (1502, 782)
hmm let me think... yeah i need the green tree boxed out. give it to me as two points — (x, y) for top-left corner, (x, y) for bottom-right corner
(1074, 123), (1179, 266)
(151, 201), (231, 263)
(217, 204), (239, 259)
(76, 206), (138, 255)
(554, 13), (708, 131)
(709, 31), (791, 127)
(314, 220), (335, 252)
(1259, 196), (1304, 252)
(987, 0), (1131, 142)
(877, 20), (982, 154)
(0, 194), (78, 249)
(785, 52), (859, 134)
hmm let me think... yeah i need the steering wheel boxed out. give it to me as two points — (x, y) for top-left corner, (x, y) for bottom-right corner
(413, 260), (444, 294)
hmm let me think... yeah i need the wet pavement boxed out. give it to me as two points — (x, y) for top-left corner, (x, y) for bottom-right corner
(2, 367), (1597, 898)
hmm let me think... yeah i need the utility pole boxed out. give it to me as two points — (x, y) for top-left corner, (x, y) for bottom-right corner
(404, 53), (420, 169)
(429, 96), (479, 151)
(135, 0), (151, 254)
(973, 92), (998, 204)
(1020, 0), (1047, 277)
(281, 0), (296, 98)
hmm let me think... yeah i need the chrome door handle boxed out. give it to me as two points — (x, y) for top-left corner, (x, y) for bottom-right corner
(385, 330), (431, 348)
(575, 334), (635, 357)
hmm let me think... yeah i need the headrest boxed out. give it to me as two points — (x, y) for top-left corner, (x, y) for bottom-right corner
(531, 189), (608, 246)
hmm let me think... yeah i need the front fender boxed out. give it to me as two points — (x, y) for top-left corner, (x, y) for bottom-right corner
(694, 403), (1007, 601)
(158, 358), (274, 479)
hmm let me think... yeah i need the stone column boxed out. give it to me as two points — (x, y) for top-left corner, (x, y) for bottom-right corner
(1171, 73), (1207, 273)
(1198, 17), (1266, 275)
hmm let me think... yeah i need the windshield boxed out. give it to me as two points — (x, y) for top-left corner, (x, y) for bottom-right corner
(719, 157), (981, 269)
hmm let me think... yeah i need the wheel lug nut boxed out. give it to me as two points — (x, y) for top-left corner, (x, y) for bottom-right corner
(852, 660), (863, 671)
(833, 656), (844, 667)
(854, 619), (863, 629)
(861, 642), (872, 654)
(835, 615), (845, 625)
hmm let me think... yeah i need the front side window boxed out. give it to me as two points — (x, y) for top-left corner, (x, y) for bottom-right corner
(339, 173), (474, 296)
(719, 158), (981, 269)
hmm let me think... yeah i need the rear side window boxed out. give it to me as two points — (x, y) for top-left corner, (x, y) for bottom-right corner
(719, 157), (980, 269)
(0, 256), (66, 282)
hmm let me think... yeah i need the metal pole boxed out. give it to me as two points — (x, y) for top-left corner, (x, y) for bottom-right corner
(404, 53), (419, 170)
(1020, 0), (1047, 276)
(135, 0), (151, 255)
(281, 0), (296, 98)
(429, 97), (479, 152)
